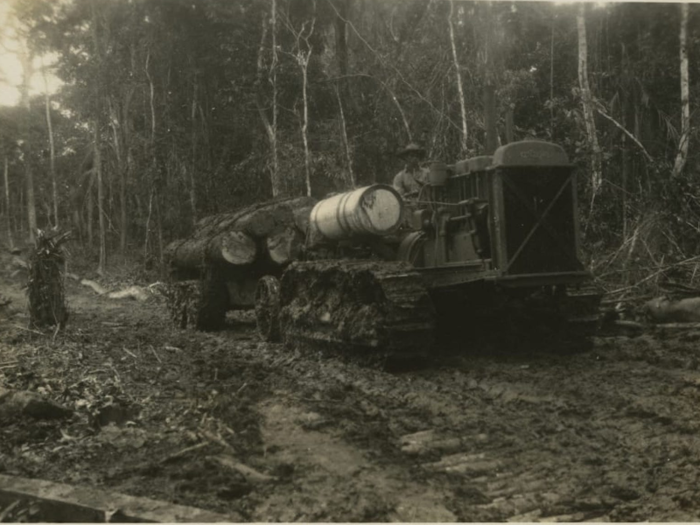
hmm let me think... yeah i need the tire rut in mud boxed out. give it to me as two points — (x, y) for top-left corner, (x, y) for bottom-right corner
(226, 331), (700, 522)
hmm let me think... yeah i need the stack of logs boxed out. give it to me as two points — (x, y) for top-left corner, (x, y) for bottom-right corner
(164, 196), (317, 276)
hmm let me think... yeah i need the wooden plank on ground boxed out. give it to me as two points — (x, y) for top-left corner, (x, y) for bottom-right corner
(0, 474), (236, 522)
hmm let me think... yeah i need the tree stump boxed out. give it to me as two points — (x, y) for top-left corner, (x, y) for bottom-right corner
(27, 230), (70, 330)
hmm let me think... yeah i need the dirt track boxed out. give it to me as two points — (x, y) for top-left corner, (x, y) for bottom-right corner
(2, 271), (700, 522)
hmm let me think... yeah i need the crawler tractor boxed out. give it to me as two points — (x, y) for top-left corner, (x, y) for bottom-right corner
(165, 140), (600, 357)
(255, 140), (601, 356)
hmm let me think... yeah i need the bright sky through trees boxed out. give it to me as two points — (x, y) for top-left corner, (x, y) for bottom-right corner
(0, 0), (61, 106)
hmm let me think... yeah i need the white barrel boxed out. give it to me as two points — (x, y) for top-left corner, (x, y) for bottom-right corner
(310, 184), (404, 241)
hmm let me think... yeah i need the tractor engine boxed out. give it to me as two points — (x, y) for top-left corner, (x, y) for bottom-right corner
(403, 140), (588, 290)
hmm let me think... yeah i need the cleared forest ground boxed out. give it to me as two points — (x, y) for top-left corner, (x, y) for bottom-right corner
(2, 261), (700, 522)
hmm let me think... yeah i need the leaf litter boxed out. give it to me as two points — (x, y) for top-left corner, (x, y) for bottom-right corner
(3, 248), (700, 521)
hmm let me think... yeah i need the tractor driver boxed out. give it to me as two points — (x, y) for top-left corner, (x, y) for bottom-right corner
(393, 143), (429, 200)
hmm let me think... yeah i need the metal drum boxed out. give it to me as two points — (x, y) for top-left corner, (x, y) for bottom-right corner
(310, 185), (404, 241)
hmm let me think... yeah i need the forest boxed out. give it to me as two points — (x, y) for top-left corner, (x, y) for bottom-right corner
(0, 0), (697, 280)
(3, 2), (700, 521)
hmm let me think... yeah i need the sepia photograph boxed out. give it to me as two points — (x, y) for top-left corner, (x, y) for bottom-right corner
(0, 0), (699, 521)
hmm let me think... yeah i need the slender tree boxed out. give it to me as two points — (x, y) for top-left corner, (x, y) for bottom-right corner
(336, 85), (355, 187)
(256, 3), (282, 197)
(17, 36), (37, 243)
(482, 2), (499, 155)
(41, 59), (58, 228)
(3, 156), (12, 250)
(576, 4), (602, 196)
(91, 2), (106, 273)
(672, 2), (689, 178)
(189, 71), (199, 222)
(448, 0), (468, 155)
(284, 7), (316, 197)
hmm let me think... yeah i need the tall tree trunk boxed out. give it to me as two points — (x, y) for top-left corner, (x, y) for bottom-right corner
(94, 121), (106, 274)
(482, 3), (498, 155)
(334, 0), (349, 100)
(87, 173), (94, 245)
(42, 63), (58, 228)
(120, 93), (131, 256)
(3, 156), (13, 250)
(92, 3), (106, 273)
(144, 189), (154, 262)
(190, 75), (198, 224)
(144, 48), (158, 260)
(108, 96), (128, 257)
(271, 0), (280, 196)
(18, 41), (36, 243)
(334, 0), (353, 187)
(672, 2), (690, 178)
(505, 104), (515, 144)
(301, 51), (312, 197)
(294, 17), (316, 197)
(577, 5), (602, 195)
(550, 16), (555, 137)
(448, 0), (468, 155)
(483, 86), (498, 155)
(255, 3), (282, 197)
(336, 86), (355, 187)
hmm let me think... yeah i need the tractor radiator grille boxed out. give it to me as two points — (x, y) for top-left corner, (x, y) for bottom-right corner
(501, 167), (581, 275)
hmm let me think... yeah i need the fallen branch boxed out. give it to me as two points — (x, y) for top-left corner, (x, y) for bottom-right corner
(149, 346), (162, 364)
(11, 256), (27, 270)
(160, 442), (209, 464)
(80, 279), (107, 295)
(612, 320), (644, 331)
(654, 322), (700, 330)
(107, 286), (149, 302)
(207, 454), (276, 483)
(12, 325), (44, 336)
(200, 430), (236, 455)
(0, 500), (20, 522)
(600, 295), (652, 305)
(603, 256), (700, 296)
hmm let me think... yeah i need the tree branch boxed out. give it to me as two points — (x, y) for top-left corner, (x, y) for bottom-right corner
(324, 0), (462, 135)
(593, 103), (652, 163)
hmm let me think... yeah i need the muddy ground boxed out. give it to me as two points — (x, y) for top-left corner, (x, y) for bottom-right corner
(2, 259), (700, 522)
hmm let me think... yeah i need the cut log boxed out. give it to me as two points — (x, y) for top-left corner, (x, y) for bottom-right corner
(166, 232), (257, 270)
(266, 227), (304, 266)
(644, 296), (700, 323)
(164, 238), (210, 270)
(166, 196), (316, 273)
(293, 203), (316, 233)
(209, 231), (258, 266)
(234, 196), (316, 238)
(235, 208), (277, 238)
